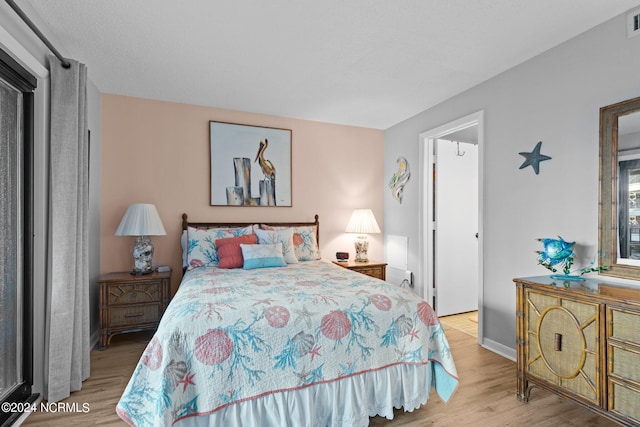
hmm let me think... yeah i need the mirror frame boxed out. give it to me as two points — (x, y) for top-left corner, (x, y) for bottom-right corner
(599, 95), (640, 280)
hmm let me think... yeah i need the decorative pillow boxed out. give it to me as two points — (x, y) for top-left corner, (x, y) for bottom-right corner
(216, 234), (258, 269)
(255, 228), (298, 264)
(240, 243), (287, 270)
(261, 224), (320, 261)
(186, 225), (254, 269)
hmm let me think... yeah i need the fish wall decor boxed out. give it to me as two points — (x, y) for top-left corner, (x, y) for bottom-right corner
(389, 156), (411, 204)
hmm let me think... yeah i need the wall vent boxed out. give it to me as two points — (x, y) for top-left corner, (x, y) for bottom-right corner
(627, 8), (640, 38)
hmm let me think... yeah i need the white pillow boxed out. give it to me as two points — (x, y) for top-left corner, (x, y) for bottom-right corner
(255, 228), (298, 264)
(261, 224), (320, 261)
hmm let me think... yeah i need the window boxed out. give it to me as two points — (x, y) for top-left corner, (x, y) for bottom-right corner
(0, 47), (37, 425)
(619, 158), (640, 260)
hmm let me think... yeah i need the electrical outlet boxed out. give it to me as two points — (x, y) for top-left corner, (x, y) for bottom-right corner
(404, 270), (412, 282)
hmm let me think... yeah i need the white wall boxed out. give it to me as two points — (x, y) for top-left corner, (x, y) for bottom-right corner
(384, 10), (640, 353)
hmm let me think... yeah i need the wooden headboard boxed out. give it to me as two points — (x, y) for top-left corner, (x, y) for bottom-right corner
(181, 213), (320, 246)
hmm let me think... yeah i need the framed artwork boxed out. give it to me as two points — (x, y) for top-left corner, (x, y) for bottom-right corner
(210, 121), (292, 206)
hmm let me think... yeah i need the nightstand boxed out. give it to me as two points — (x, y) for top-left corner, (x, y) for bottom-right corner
(98, 270), (171, 350)
(332, 260), (387, 280)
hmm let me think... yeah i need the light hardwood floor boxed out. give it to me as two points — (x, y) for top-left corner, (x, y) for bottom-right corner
(438, 311), (478, 338)
(23, 323), (617, 426)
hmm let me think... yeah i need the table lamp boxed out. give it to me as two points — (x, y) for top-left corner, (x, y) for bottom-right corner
(115, 203), (166, 275)
(345, 208), (380, 262)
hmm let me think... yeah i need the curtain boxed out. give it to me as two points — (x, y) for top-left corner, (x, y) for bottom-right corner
(45, 55), (90, 402)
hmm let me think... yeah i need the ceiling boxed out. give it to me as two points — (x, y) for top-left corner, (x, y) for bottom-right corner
(21, 0), (640, 129)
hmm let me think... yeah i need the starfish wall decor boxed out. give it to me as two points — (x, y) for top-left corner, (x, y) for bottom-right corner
(519, 141), (551, 174)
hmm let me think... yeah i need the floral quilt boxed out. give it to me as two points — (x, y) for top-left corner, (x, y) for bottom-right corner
(116, 261), (458, 426)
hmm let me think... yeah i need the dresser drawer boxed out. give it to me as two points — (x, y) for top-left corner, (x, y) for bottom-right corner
(331, 261), (386, 280)
(108, 304), (161, 327)
(609, 343), (640, 384)
(108, 282), (161, 304)
(353, 266), (384, 280)
(609, 308), (640, 347)
(609, 379), (640, 424)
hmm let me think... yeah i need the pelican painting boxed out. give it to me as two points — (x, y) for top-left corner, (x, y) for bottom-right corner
(210, 121), (291, 207)
(254, 139), (276, 180)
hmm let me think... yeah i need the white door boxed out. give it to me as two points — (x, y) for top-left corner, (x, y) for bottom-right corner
(434, 139), (478, 316)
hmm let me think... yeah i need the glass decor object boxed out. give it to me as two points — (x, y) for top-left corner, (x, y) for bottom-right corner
(345, 209), (381, 262)
(536, 236), (608, 281)
(115, 203), (166, 275)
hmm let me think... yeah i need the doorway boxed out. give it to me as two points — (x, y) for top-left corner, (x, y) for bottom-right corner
(434, 137), (478, 316)
(420, 111), (483, 343)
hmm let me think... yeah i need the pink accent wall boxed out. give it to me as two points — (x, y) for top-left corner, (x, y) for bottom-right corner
(101, 94), (384, 293)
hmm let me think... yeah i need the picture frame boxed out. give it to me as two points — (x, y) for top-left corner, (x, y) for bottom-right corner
(210, 121), (292, 206)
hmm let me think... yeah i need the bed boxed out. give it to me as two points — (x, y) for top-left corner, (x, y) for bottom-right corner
(116, 215), (458, 426)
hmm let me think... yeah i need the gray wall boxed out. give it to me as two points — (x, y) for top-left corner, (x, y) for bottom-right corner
(0, 2), (102, 395)
(384, 11), (640, 354)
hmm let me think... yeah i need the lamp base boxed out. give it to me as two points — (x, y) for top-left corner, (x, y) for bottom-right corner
(131, 236), (154, 275)
(353, 235), (369, 263)
(130, 269), (153, 276)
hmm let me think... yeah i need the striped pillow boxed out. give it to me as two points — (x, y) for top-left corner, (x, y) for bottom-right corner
(240, 243), (287, 270)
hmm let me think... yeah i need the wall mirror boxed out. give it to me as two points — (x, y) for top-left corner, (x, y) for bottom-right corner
(600, 95), (640, 280)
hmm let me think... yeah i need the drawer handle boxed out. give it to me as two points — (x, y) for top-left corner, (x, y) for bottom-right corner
(554, 333), (562, 351)
(125, 312), (144, 318)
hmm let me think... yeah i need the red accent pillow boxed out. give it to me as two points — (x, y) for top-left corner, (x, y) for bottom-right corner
(216, 234), (257, 268)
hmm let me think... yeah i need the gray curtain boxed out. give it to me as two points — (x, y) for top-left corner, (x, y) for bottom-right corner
(45, 55), (90, 402)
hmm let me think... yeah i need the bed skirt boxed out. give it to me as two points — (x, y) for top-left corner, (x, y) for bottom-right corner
(175, 363), (433, 427)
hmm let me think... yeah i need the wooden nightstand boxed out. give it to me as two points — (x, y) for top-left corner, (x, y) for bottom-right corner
(332, 260), (387, 280)
(98, 270), (171, 350)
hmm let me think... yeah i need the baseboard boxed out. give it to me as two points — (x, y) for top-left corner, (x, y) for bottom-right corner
(480, 337), (516, 362)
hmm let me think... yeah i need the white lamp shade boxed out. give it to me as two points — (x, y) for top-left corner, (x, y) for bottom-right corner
(345, 209), (381, 234)
(115, 203), (166, 236)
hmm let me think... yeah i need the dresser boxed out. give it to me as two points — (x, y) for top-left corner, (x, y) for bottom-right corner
(98, 270), (171, 349)
(515, 275), (640, 426)
(332, 260), (387, 280)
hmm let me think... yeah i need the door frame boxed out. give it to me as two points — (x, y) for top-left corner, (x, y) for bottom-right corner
(419, 110), (484, 344)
